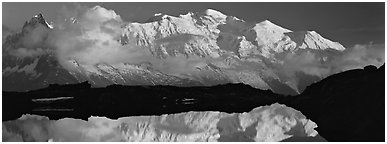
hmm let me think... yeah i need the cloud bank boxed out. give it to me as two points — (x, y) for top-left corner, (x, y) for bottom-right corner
(44, 5), (155, 71)
(281, 43), (384, 78)
(336, 44), (385, 70)
(272, 43), (384, 92)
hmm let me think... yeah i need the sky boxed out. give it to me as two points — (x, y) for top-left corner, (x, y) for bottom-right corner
(2, 2), (385, 47)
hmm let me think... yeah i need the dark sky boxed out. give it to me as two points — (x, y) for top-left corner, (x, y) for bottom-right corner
(2, 2), (385, 47)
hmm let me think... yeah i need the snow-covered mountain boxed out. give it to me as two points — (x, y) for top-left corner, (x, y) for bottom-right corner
(2, 9), (347, 95)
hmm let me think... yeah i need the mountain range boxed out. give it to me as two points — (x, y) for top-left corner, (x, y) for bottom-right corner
(3, 8), (350, 95)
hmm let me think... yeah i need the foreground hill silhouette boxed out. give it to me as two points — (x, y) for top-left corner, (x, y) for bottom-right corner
(280, 64), (385, 142)
(3, 64), (384, 141)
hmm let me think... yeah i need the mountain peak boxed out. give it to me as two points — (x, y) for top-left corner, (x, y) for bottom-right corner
(23, 13), (52, 29)
(260, 20), (273, 24)
(33, 13), (44, 19)
(304, 30), (345, 51)
(144, 13), (170, 23)
(30, 13), (47, 25)
(154, 13), (163, 17)
(256, 19), (292, 33)
(205, 9), (227, 20)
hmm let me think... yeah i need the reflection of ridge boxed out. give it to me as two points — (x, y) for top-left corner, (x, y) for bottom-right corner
(32, 97), (74, 103)
(32, 108), (74, 112)
(177, 98), (196, 105)
(182, 102), (195, 105)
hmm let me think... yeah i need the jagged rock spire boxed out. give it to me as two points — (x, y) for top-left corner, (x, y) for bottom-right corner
(22, 13), (52, 30)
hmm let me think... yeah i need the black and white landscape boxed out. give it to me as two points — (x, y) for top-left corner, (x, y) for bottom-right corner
(2, 2), (385, 142)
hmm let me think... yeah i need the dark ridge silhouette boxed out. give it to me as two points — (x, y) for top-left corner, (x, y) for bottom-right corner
(2, 64), (384, 142)
(279, 64), (385, 142)
(281, 134), (327, 142)
(3, 82), (281, 120)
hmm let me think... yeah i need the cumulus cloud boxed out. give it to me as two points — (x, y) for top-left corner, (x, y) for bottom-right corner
(48, 4), (214, 76)
(3, 23), (50, 58)
(44, 4), (155, 71)
(275, 43), (384, 92)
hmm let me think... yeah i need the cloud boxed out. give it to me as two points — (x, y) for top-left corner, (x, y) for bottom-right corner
(21, 24), (50, 48)
(271, 43), (384, 93)
(286, 44), (384, 77)
(281, 51), (330, 78)
(46, 4), (214, 77)
(44, 4), (155, 71)
(9, 47), (45, 58)
(333, 43), (385, 71)
(2, 25), (15, 43)
(3, 23), (50, 58)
